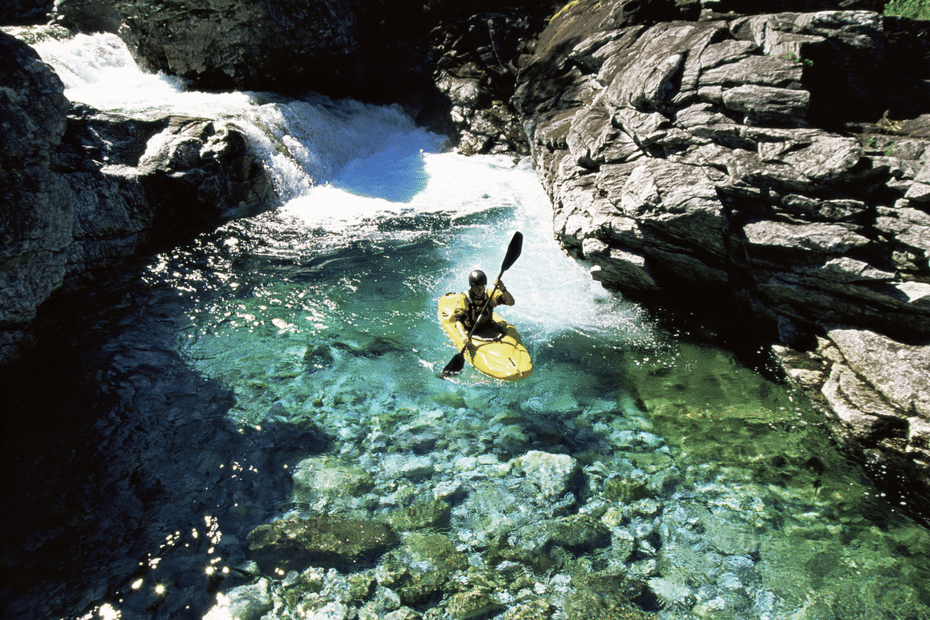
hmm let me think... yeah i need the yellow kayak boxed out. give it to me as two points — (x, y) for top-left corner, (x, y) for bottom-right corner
(438, 293), (533, 381)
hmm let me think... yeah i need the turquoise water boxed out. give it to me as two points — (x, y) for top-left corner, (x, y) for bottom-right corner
(6, 30), (930, 620)
(162, 156), (930, 620)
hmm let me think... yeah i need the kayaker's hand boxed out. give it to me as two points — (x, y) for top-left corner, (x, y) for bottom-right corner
(494, 277), (506, 290)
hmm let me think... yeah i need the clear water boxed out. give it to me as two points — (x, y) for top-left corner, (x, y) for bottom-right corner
(3, 31), (929, 620)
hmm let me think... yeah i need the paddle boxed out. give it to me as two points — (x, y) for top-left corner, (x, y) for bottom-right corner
(441, 231), (523, 378)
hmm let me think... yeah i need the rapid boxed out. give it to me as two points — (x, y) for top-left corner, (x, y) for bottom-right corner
(1, 31), (929, 620)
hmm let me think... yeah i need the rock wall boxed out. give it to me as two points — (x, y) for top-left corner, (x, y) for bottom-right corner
(0, 30), (272, 363)
(0, 0), (52, 26)
(512, 1), (930, 510)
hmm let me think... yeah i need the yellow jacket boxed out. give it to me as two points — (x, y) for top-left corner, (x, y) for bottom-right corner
(451, 280), (515, 336)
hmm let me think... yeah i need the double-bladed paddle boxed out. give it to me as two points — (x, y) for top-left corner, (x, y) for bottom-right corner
(441, 231), (523, 378)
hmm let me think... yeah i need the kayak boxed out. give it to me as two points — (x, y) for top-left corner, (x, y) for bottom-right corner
(437, 293), (533, 381)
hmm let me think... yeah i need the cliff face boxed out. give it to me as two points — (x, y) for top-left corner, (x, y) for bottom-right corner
(512, 1), (930, 508)
(0, 30), (272, 363)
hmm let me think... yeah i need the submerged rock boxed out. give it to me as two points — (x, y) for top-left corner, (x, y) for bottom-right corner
(246, 516), (397, 574)
(292, 456), (375, 512)
(446, 587), (506, 619)
(516, 450), (581, 498)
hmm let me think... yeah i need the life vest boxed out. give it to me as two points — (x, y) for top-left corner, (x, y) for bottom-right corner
(453, 288), (505, 328)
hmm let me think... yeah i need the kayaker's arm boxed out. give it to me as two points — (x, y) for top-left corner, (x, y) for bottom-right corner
(451, 295), (472, 340)
(492, 278), (515, 306)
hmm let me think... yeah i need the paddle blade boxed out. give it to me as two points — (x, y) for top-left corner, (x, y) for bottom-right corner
(441, 352), (466, 377)
(501, 231), (523, 273)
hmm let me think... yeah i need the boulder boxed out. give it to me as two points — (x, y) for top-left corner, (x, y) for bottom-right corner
(246, 516), (397, 573)
(0, 0), (52, 26)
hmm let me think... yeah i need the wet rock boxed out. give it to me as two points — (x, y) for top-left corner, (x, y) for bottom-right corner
(213, 578), (273, 620)
(429, 10), (544, 154)
(383, 608), (422, 620)
(549, 514), (613, 553)
(57, 0), (359, 94)
(515, 450), (581, 498)
(50, 0), (120, 32)
(404, 531), (469, 574)
(776, 327), (930, 507)
(446, 587), (506, 619)
(246, 516), (397, 574)
(0, 0), (51, 25)
(384, 498), (452, 532)
(292, 456), (375, 511)
(512, 0), (930, 509)
(502, 599), (553, 620)
(0, 29), (274, 365)
(0, 30), (70, 361)
(564, 582), (650, 620)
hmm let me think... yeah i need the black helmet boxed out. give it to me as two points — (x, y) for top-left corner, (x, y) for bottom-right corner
(468, 269), (487, 287)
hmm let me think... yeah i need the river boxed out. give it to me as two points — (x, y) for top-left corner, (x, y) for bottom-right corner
(1, 31), (929, 620)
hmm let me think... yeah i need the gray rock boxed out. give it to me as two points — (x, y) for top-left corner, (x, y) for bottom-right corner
(219, 578), (274, 620)
(292, 456), (375, 511)
(1, 30), (71, 359)
(105, 0), (357, 94)
(515, 450), (581, 499)
(512, 0), (930, 508)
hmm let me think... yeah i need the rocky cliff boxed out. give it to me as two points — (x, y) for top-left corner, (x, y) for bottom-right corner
(512, 1), (930, 510)
(0, 30), (272, 362)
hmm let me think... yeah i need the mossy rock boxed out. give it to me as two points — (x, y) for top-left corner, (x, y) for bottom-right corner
(406, 531), (469, 573)
(292, 457), (374, 508)
(502, 599), (553, 620)
(549, 514), (611, 552)
(486, 535), (556, 575)
(247, 516), (396, 574)
(564, 589), (650, 620)
(446, 587), (506, 619)
(384, 498), (452, 531)
(603, 474), (649, 503)
(397, 568), (449, 607)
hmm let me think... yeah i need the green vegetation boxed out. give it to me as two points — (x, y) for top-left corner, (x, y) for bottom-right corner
(885, 0), (930, 20)
(780, 51), (814, 67)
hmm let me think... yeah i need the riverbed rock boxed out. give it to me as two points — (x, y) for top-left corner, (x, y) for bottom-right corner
(515, 450), (582, 499)
(292, 456), (375, 512)
(512, 1), (930, 514)
(0, 29), (273, 364)
(246, 515), (397, 574)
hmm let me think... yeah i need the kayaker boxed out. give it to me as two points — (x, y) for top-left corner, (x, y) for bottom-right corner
(451, 269), (514, 340)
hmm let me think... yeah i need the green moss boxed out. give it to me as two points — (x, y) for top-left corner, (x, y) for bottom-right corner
(385, 498), (452, 532)
(886, 0), (930, 20)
